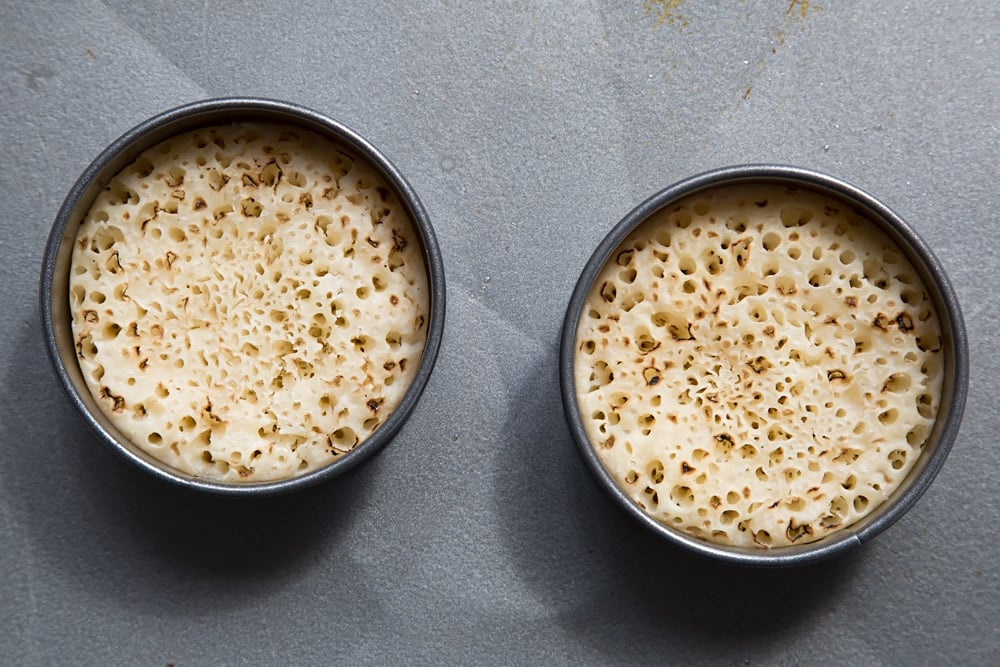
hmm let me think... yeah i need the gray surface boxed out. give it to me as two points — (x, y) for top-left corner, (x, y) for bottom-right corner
(1, 1), (997, 664)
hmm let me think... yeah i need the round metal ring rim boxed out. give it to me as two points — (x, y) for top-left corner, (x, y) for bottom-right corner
(559, 164), (969, 567)
(40, 97), (446, 496)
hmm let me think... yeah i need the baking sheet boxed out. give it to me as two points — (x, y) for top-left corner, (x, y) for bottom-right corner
(2, 1), (998, 664)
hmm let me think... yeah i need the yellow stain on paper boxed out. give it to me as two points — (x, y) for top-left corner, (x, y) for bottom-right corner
(786, 0), (816, 19)
(644, 0), (688, 28)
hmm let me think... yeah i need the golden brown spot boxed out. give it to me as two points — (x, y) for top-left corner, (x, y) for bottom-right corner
(714, 433), (734, 452)
(104, 251), (122, 275)
(670, 323), (695, 341)
(636, 334), (659, 353)
(786, 519), (814, 543)
(99, 386), (125, 412)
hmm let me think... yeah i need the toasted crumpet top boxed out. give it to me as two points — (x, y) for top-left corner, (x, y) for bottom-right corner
(575, 184), (943, 547)
(70, 123), (428, 482)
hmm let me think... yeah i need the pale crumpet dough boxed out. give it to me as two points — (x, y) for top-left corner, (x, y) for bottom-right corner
(70, 123), (429, 482)
(575, 184), (943, 547)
